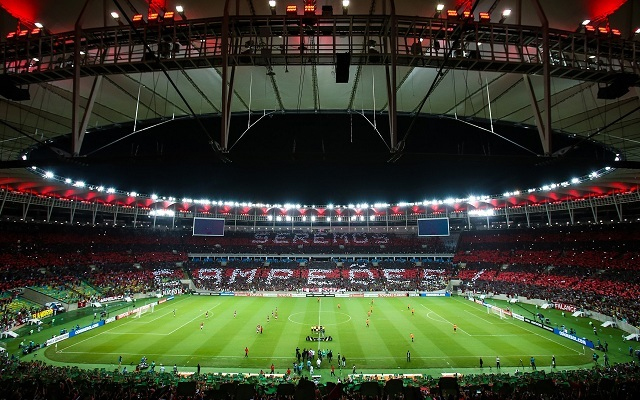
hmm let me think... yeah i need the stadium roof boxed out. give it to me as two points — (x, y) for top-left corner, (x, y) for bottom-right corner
(1, 0), (640, 204)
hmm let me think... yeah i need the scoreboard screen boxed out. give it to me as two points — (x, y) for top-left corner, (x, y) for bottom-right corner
(417, 218), (450, 237)
(192, 217), (225, 236)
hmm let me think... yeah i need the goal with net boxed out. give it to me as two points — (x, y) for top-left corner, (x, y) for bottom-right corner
(134, 304), (155, 318)
(487, 305), (506, 319)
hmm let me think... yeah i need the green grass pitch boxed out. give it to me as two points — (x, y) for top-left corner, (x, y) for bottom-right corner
(44, 295), (627, 374)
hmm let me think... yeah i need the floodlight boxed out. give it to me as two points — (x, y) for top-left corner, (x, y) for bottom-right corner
(106, 188), (115, 193)
(499, 9), (511, 23)
(64, 178), (72, 184)
(269, 0), (276, 7)
(97, 186), (105, 192)
(151, 194), (158, 200)
(304, 4), (315, 15)
(176, 5), (187, 20)
(44, 171), (54, 178)
(74, 181), (85, 188)
(582, 19), (591, 26)
(436, 4), (445, 11)
(342, 0), (349, 15)
(129, 191), (137, 197)
(110, 11), (119, 19)
(34, 22), (44, 28)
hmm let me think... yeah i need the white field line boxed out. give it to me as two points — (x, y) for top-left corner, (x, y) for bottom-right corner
(452, 297), (583, 355)
(420, 303), (471, 336)
(463, 309), (511, 325)
(166, 303), (222, 335)
(59, 297), (205, 352)
(59, 351), (576, 360)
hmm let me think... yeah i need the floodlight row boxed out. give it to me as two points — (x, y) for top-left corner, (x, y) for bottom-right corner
(29, 165), (616, 210)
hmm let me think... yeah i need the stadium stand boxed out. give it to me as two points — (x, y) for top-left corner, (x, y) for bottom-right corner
(0, 358), (638, 399)
(454, 224), (640, 326)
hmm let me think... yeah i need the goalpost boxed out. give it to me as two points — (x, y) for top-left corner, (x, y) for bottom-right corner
(487, 306), (506, 319)
(134, 304), (155, 318)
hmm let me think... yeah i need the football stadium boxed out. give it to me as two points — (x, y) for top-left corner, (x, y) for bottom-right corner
(1, 0), (640, 399)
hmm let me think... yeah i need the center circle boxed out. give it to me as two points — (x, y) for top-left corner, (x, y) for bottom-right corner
(288, 311), (352, 326)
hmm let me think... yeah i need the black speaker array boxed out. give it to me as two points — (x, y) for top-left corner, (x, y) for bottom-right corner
(335, 52), (351, 83)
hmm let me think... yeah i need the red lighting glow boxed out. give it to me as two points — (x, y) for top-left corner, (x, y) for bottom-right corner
(304, 5), (316, 14)
(588, 0), (626, 21)
(286, 5), (297, 15)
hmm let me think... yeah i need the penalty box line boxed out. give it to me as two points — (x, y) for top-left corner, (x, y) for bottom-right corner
(58, 297), (193, 352)
(419, 303), (471, 336)
(452, 297), (583, 355)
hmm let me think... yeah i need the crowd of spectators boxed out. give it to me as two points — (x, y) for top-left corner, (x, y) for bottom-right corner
(0, 357), (639, 399)
(187, 231), (455, 254)
(0, 292), (42, 333)
(188, 261), (453, 292)
(454, 224), (640, 326)
(3, 220), (640, 330)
